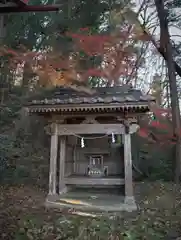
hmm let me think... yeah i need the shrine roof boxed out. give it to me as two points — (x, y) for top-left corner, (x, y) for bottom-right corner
(26, 85), (155, 113)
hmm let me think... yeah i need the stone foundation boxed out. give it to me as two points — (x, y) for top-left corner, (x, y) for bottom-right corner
(45, 191), (137, 212)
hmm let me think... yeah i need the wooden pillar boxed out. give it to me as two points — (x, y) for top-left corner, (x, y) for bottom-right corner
(73, 136), (77, 174)
(59, 136), (66, 194)
(48, 123), (58, 195)
(123, 124), (135, 206)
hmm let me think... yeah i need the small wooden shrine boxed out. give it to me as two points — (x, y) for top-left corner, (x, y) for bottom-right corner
(26, 85), (155, 210)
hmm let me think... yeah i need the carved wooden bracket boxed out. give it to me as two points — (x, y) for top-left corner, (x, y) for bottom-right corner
(49, 115), (65, 124)
(44, 123), (58, 135)
(44, 125), (51, 135)
(123, 119), (139, 134)
(81, 116), (99, 124)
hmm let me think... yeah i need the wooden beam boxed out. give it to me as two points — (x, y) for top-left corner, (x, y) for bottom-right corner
(81, 116), (99, 124)
(59, 136), (66, 194)
(0, 5), (59, 13)
(56, 123), (139, 135)
(73, 144), (77, 174)
(123, 132), (134, 198)
(64, 177), (125, 186)
(48, 124), (58, 195)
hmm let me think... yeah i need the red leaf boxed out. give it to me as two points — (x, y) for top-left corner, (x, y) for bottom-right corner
(67, 33), (112, 55)
(138, 128), (149, 138)
(150, 121), (168, 130)
(80, 28), (89, 31)
(5, 49), (19, 57)
(151, 107), (171, 117)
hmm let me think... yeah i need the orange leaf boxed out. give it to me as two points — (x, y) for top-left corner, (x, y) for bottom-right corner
(82, 68), (106, 79)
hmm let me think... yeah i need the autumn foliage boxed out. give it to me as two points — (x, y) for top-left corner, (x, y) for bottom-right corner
(0, 26), (178, 146)
(66, 27), (139, 83)
(0, 26), (140, 89)
(137, 105), (179, 145)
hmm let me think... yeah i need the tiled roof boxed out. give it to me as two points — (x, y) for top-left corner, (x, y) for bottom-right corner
(26, 85), (155, 113)
(29, 85), (155, 106)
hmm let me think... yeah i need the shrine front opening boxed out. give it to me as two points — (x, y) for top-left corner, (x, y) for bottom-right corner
(44, 121), (139, 211)
(59, 133), (125, 189)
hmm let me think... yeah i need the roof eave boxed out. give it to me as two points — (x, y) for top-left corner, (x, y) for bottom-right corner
(25, 101), (154, 113)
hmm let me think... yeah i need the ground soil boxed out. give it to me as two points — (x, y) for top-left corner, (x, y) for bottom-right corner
(0, 181), (181, 239)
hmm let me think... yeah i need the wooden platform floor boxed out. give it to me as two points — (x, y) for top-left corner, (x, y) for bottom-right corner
(64, 175), (125, 186)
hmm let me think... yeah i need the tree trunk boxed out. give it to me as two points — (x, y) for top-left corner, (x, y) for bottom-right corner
(127, 7), (181, 79)
(0, 15), (6, 40)
(154, 0), (181, 182)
